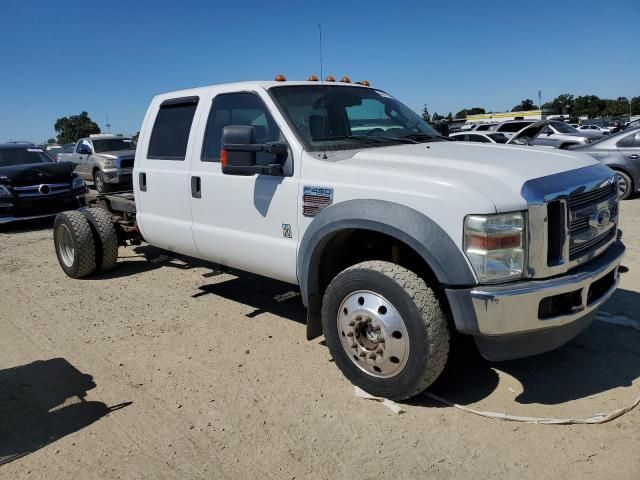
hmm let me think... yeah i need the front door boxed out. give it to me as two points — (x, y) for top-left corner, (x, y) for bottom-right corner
(189, 90), (300, 284)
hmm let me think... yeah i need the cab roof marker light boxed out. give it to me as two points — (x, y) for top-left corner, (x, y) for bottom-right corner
(274, 74), (286, 82)
(308, 75), (318, 81)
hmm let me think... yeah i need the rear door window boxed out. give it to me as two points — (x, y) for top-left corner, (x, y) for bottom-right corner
(148, 97), (199, 160)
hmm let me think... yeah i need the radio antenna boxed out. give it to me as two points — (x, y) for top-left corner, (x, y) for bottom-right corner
(319, 24), (327, 159)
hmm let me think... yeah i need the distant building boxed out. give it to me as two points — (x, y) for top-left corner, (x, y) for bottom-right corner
(465, 109), (548, 124)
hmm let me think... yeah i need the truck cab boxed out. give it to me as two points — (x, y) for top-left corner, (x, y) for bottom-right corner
(53, 78), (625, 401)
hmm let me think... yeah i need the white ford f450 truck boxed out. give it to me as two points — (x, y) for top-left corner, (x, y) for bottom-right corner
(53, 79), (625, 400)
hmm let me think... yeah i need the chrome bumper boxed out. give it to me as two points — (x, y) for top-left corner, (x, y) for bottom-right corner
(470, 243), (623, 335)
(447, 242), (624, 336)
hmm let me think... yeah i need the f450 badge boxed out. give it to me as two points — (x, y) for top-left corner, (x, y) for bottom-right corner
(302, 186), (334, 217)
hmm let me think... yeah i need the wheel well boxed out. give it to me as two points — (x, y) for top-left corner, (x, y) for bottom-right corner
(316, 229), (438, 295)
(305, 228), (445, 339)
(610, 167), (634, 190)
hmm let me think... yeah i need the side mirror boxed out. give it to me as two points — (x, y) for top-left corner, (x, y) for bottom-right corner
(221, 125), (287, 176)
(78, 146), (91, 155)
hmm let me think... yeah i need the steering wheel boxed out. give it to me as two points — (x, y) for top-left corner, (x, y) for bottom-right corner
(366, 128), (385, 137)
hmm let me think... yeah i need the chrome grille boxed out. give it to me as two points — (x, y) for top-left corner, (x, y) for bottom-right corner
(522, 164), (619, 279)
(12, 182), (71, 198)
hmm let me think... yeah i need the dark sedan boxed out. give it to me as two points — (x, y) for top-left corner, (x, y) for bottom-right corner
(0, 143), (88, 224)
(571, 127), (640, 200)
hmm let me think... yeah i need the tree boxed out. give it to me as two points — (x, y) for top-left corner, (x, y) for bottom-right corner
(511, 99), (536, 112)
(54, 112), (101, 144)
(131, 131), (140, 144)
(455, 107), (485, 119)
(632, 97), (640, 115)
(431, 112), (443, 121)
(447, 112), (453, 122)
(46, 138), (56, 144)
(421, 105), (430, 122)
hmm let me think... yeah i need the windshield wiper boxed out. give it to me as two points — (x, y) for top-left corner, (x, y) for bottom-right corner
(400, 133), (445, 142)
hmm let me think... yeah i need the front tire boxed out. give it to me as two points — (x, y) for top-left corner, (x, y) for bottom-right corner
(93, 170), (110, 194)
(53, 210), (97, 278)
(321, 261), (450, 401)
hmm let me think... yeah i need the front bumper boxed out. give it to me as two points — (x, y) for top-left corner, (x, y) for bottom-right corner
(446, 242), (624, 360)
(102, 168), (133, 184)
(0, 192), (87, 225)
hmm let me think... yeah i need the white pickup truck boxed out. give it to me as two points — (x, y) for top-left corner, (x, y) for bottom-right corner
(52, 78), (625, 400)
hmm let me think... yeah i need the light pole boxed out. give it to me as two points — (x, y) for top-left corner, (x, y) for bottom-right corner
(538, 90), (542, 111)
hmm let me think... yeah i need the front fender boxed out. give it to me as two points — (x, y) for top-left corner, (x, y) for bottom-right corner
(297, 199), (477, 305)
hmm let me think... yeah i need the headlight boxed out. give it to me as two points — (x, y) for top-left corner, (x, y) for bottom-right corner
(464, 212), (526, 283)
(103, 159), (116, 167)
(71, 176), (86, 190)
(0, 184), (12, 197)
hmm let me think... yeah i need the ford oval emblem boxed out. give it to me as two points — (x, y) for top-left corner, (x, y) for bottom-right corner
(590, 207), (611, 229)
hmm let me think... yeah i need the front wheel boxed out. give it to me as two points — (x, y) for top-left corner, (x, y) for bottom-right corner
(321, 261), (450, 401)
(93, 170), (110, 194)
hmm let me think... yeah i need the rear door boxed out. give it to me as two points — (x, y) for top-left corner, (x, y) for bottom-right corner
(134, 95), (202, 257)
(617, 131), (640, 162)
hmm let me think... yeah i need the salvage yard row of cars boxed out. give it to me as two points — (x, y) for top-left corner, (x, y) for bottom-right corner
(2, 114), (639, 226)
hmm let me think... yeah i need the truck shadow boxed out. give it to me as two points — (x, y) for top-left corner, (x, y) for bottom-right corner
(0, 358), (131, 466)
(193, 273), (306, 325)
(412, 288), (640, 407)
(86, 245), (212, 280)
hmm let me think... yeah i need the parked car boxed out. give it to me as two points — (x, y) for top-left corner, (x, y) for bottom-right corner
(58, 135), (135, 193)
(493, 120), (537, 138)
(570, 127), (640, 200)
(449, 132), (509, 143)
(575, 124), (610, 138)
(506, 120), (590, 149)
(52, 143), (75, 161)
(0, 143), (88, 224)
(469, 123), (498, 132)
(51, 79), (623, 401)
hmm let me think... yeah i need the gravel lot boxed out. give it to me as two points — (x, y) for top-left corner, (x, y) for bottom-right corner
(1, 200), (639, 480)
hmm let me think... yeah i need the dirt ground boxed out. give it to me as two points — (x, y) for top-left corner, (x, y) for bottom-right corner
(1, 199), (639, 480)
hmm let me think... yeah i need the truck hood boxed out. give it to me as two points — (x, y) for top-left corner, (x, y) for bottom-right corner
(348, 142), (599, 211)
(96, 149), (136, 159)
(0, 161), (76, 187)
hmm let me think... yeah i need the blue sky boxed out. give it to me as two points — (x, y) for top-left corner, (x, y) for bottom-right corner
(1, 0), (638, 142)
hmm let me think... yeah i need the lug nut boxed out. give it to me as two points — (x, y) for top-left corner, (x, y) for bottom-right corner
(346, 331), (354, 337)
(378, 338), (385, 344)
(355, 315), (362, 321)
(369, 353), (377, 359)
(366, 317), (372, 323)
(350, 343), (357, 349)
(348, 321), (355, 326)
(359, 351), (367, 358)
(377, 348), (384, 355)
(373, 326), (381, 332)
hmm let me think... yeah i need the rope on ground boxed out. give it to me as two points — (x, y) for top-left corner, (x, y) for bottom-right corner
(356, 313), (640, 424)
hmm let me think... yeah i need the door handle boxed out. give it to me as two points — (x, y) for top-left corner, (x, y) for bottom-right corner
(139, 172), (147, 192)
(628, 154), (639, 159)
(191, 176), (201, 198)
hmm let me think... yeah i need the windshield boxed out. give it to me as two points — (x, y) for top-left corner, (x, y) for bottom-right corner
(550, 121), (579, 134)
(93, 138), (134, 153)
(0, 147), (54, 167)
(270, 85), (442, 151)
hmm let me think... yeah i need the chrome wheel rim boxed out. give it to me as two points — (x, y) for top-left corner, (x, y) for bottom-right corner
(57, 224), (75, 268)
(616, 174), (627, 197)
(337, 290), (409, 378)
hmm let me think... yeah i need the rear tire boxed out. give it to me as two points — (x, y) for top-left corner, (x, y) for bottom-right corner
(614, 171), (633, 200)
(86, 207), (119, 273)
(53, 210), (96, 278)
(321, 261), (450, 401)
